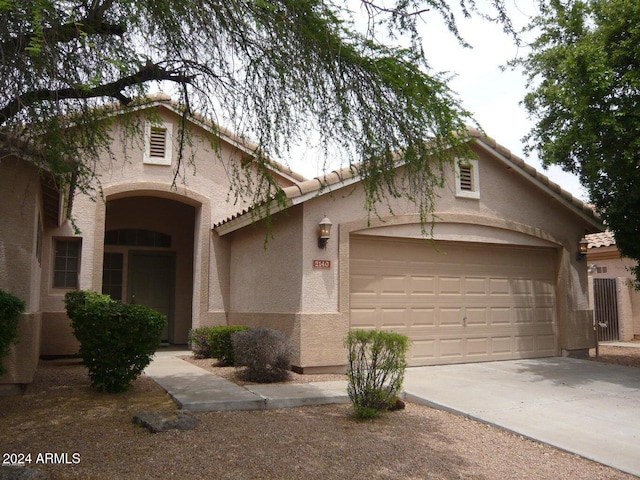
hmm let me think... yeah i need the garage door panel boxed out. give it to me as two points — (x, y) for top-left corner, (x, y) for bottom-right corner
(410, 276), (436, 295)
(410, 308), (436, 327)
(491, 336), (513, 354)
(489, 278), (511, 295)
(440, 339), (464, 358)
(466, 337), (490, 356)
(490, 308), (511, 325)
(380, 276), (407, 294)
(466, 308), (489, 326)
(465, 277), (488, 295)
(439, 308), (464, 326)
(350, 274), (377, 295)
(380, 308), (409, 328)
(350, 308), (378, 329)
(438, 277), (462, 295)
(350, 237), (558, 366)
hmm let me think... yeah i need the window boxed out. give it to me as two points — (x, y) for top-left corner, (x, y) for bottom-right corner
(143, 122), (173, 165)
(53, 239), (81, 288)
(105, 229), (171, 248)
(455, 158), (480, 199)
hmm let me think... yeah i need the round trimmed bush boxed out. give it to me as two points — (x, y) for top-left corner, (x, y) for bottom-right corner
(65, 290), (166, 393)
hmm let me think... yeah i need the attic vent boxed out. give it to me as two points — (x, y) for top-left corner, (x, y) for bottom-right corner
(144, 122), (173, 165)
(455, 158), (480, 199)
(459, 164), (473, 191)
(149, 127), (167, 157)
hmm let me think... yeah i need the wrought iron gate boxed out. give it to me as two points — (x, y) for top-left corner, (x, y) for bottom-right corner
(593, 278), (619, 342)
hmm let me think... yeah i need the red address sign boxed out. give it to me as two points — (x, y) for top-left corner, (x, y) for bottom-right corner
(312, 260), (331, 269)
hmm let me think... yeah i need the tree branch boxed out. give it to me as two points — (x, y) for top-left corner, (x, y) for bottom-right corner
(1, 17), (125, 53)
(0, 63), (194, 123)
(360, 0), (431, 17)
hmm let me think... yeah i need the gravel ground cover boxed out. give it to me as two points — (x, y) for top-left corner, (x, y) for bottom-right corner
(0, 345), (637, 479)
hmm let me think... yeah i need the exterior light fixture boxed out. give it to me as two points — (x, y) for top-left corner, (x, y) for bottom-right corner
(318, 216), (332, 249)
(577, 237), (589, 261)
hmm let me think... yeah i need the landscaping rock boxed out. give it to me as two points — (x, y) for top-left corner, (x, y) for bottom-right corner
(0, 466), (51, 480)
(133, 410), (199, 433)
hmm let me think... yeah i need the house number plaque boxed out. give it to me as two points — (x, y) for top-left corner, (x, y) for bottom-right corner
(313, 260), (331, 269)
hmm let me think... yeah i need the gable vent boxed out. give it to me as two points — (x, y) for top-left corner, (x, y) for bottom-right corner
(149, 126), (167, 158)
(144, 122), (172, 165)
(459, 164), (473, 191)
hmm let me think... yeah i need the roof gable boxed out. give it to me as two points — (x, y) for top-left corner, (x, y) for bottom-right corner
(113, 94), (307, 188)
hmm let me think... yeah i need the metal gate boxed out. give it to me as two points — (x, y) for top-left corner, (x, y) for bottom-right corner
(593, 278), (619, 342)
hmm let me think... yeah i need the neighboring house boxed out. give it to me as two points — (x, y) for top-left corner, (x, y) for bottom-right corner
(0, 95), (603, 376)
(587, 231), (640, 341)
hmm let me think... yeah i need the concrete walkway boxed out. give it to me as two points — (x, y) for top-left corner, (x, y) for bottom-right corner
(145, 348), (640, 477)
(144, 349), (348, 412)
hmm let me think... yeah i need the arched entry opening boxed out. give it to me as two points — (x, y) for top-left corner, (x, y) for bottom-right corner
(102, 195), (196, 344)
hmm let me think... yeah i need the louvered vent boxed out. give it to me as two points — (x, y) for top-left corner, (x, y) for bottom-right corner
(149, 126), (167, 158)
(459, 164), (473, 191)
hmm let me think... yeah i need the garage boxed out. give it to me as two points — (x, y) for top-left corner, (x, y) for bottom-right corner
(349, 235), (558, 366)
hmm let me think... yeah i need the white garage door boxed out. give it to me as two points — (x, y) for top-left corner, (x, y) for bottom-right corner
(350, 236), (558, 366)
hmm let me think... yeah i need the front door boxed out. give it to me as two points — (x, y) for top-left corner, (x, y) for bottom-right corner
(128, 251), (175, 343)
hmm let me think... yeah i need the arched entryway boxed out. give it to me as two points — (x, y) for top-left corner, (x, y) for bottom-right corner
(102, 195), (196, 344)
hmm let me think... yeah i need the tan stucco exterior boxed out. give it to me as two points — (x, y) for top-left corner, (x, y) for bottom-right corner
(1, 98), (603, 377)
(219, 139), (601, 370)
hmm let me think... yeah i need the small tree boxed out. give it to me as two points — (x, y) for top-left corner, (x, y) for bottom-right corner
(65, 290), (166, 393)
(0, 289), (26, 375)
(346, 329), (409, 419)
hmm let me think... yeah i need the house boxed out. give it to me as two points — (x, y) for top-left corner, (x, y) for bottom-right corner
(0, 95), (603, 380)
(586, 231), (640, 342)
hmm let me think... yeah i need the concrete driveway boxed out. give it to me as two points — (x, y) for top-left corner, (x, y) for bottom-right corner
(403, 358), (640, 477)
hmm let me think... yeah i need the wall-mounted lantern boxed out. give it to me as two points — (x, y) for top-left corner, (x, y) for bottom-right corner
(577, 237), (589, 261)
(318, 216), (332, 249)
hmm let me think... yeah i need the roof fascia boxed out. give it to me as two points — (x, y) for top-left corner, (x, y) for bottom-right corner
(214, 173), (362, 236)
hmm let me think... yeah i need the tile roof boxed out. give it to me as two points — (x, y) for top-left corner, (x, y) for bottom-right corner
(586, 231), (616, 249)
(214, 128), (603, 232)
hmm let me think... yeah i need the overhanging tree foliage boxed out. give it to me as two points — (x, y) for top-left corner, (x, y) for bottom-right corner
(1, 0), (510, 218)
(516, 0), (640, 282)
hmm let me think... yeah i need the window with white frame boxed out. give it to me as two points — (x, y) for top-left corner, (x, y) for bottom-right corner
(53, 238), (81, 289)
(455, 158), (480, 199)
(143, 122), (173, 165)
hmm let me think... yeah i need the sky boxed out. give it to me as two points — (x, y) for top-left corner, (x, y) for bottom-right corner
(288, 0), (589, 202)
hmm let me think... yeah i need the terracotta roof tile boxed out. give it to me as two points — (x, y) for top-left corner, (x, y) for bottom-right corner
(586, 231), (616, 248)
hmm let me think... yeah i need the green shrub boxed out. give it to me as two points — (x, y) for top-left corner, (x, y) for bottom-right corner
(232, 327), (291, 383)
(0, 289), (26, 375)
(208, 325), (249, 366)
(345, 329), (409, 419)
(65, 290), (166, 393)
(188, 327), (214, 359)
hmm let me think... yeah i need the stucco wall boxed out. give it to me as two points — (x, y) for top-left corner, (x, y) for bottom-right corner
(0, 158), (42, 310)
(229, 206), (303, 313)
